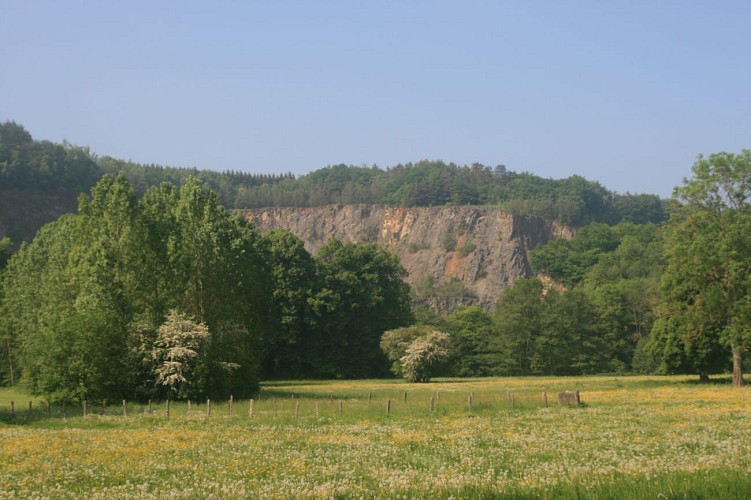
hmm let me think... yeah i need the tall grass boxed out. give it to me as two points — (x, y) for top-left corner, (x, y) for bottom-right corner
(1, 375), (749, 498)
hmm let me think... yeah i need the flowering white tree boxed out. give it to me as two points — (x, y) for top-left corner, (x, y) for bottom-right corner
(399, 331), (451, 383)
(151, 310), (210, 398)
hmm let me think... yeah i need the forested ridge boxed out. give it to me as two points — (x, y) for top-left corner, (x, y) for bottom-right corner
(1, 121), (667, 246)
(0, 121), (748, 400)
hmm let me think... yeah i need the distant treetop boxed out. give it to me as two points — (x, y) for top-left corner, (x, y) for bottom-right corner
(1, 121), (668, 228)
(234, 160), (668, 226)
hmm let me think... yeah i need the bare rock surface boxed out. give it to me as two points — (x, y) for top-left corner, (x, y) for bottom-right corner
(244, 205), (572, 311)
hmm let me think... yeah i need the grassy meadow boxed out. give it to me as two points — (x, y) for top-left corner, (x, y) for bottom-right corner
(1, 375), (750, 498)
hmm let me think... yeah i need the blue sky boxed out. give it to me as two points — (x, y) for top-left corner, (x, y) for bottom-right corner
(2, 1), (749, 197)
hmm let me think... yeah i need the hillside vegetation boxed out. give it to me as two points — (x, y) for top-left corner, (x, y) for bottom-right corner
(1, 121), (667, 247)
(1, 121), (748, 395)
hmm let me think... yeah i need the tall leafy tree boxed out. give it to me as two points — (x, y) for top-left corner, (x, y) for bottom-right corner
(2, 175), (146, 400)
(444, 306), (495, 376)
(582, 223), (665, 371)
(261, 229), (318, 379)
(531, 223), (620, 287)
(165, 178), (271, 397)
(72, 174), (144, 398)
(492, 278), (612, 376)
(491, 278), (547, 376)
(534, 289), (610, 375)
(2, 175), (271, 399)
(3, 215), (103, 400)
(311, 240), (412, 378)
(651, 151), (751, 385)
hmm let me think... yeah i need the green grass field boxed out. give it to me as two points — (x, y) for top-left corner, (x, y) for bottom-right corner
(1, 376), (750, 498)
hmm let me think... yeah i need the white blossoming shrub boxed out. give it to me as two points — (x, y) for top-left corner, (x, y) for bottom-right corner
(150, 310), (210, 398)
(399, 331), (451, 383)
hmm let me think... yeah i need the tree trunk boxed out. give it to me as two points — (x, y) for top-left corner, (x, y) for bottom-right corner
(732, 348), (745, 387)
(698, 373), (710, 384)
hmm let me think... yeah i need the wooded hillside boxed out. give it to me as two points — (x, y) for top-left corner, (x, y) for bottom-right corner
(1, 121), (747, 393)
(1, 121), (667, 246)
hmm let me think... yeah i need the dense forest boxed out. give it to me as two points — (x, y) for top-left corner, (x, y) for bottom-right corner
(232, 162), (669, 227)
(1, 121), (667, 247)
(1, 121), (748, 399)
(0, 174), (412, 399)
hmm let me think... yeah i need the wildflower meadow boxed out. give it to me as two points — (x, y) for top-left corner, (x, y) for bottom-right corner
(1, 375), (749, 498)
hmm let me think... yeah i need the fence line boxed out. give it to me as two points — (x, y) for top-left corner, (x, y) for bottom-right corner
(2, 389), (582, 424)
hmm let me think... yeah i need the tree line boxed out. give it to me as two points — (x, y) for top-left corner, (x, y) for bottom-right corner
(1, 120), (748, 390)
(0, 175), (412, 401)
(233, 162), (668, 227)
(3, 161), (747, 395)
(400, 222), (664, 379)
(398, 151), (750, 385)
(2, 121), (668, 247)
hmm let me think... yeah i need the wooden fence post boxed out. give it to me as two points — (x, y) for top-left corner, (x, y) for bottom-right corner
(430, 396), (435, 412)
(28, 400), (33, 418)
(187, 400), (191, 415)
(122, 399), (127, 417)
(368, 392), (372, 404)
(148, 399), (152, 415)
(387, 399), (391, 415)
(403, 391), (407, 404)
(249, 399), (254, 418)
(542, 392), (548, 408)
(339, 400), (343, 416)
(228, 395), (233, 415)
(10, 401), (15, 421)
(166, 399), (170, 418)
(315, 401), (320, 418)
(468, 395), (472, 411)
(207, 399), (211, 417)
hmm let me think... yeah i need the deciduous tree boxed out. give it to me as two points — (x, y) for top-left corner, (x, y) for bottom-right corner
(651, 150), (751, 386)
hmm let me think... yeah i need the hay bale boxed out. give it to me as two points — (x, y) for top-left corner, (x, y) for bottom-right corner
(557, 390), (581, 405)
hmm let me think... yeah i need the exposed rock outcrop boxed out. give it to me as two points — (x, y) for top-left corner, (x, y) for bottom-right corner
(244, 205), (572, 311)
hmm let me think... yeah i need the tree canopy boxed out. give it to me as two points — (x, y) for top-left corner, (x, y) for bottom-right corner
(2, 121), (669, 252)
(2, 120), (747, 386)
(649, 151), (751, 386)
(0, 174), (416, 396)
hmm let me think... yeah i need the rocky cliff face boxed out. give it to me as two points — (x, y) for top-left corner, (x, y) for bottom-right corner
(244, 205), (573, 312)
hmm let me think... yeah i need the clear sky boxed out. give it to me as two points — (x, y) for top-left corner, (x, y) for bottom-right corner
(2, 1), (749, 197)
